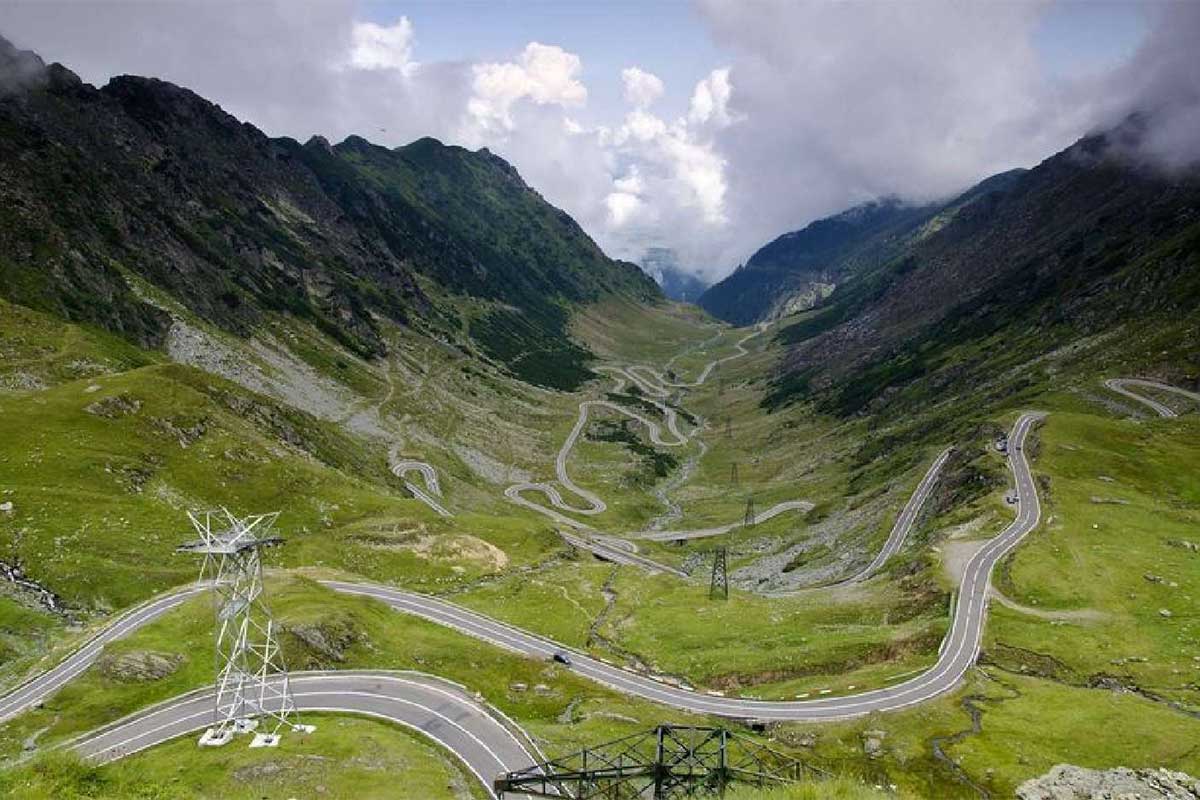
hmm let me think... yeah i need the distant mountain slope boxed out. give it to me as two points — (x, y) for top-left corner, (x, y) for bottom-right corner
(699, 169), (1030, 327)
(0, 36), (657, 389)
(639, 248), (710, 302)
(697, 198), (937, 325)
(766, 118), (1200, 414)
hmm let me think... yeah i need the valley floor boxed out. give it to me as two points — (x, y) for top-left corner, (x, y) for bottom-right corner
(0, 296), (1198, 798)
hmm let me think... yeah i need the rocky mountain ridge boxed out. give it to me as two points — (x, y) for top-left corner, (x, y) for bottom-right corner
(0, 35), (658, 389)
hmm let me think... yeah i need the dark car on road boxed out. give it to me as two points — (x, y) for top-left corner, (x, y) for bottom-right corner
(552, 651), (572, 666)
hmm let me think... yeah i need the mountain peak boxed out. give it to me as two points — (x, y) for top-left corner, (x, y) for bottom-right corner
(476, 146), (525, 184)
(101, 74), (252, 140)
(0, 34), (48, 95)
(304, 134), (334, 154)
(337, 134), (379, 153)
(0, 36), (86, 98)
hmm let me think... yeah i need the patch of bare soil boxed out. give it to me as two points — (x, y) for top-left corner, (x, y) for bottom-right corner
(361, 531), (509, 571)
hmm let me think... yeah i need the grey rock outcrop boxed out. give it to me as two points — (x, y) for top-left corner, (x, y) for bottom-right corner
(97, 650), (184, 682)
(1018, 764), (1200, 799)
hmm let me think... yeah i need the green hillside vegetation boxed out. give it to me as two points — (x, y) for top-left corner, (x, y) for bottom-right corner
(723, 781), (903, 800)
(3, 268), (1198, 798)
(1, 718), (487, 800)
(0, 39), (657, 389)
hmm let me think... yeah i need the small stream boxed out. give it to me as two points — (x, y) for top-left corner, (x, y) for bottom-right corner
(648, 437), (707, 531)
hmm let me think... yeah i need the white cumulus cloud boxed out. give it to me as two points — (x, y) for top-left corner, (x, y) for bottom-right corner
(463, 42), (587, 141)
(348, 17), (417, 75)
(689, 67), (736, 127)
(621, 66), (664, 108)
(617, 108), (669, 143)
(606, 190), (643, 226)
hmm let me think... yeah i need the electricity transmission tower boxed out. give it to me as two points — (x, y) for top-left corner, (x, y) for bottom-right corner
(178, 509), (314, 748)
(729, 461), (739, 486)
(744, 496), (756, 528)
(496, 724), (817, 798)
(709, 547), (729, 600)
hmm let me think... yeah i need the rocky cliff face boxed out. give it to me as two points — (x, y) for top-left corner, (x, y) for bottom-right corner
(0, 36), (658, 388)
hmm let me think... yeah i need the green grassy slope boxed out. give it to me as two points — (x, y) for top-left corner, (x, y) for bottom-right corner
(2, 717), (486, 800)
(2, 218), (1198, 798)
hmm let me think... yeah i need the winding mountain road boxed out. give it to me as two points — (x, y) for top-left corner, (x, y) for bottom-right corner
(324, 415), (1040, 722)
(501, 323), (828, 575)
(0, 411), (1043, 779)
(24, 358), (1188, 785)
(505, 393), (690, 519)
(7, 370), (1195, 792)
(845, 446), (953, 584)
(391, 459), (452, 517)
(625, 325), (767, 395)
(1104, 378), (1200, 418)
(65, 671), (538, 789)
(504, 324), (817, 554)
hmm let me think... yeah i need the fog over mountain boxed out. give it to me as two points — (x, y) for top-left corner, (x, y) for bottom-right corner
(1, 1), (1196, 281)
(639, 248), (710, 303)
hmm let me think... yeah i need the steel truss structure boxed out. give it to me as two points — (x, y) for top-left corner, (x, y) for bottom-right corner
(495, 725), (819, 798)
(178, 509), (313, 748)
(709, 547), (728, 600)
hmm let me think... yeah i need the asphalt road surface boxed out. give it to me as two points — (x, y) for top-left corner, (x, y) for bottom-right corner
(1104, 378), (1200, 418)
(391, 459), (452, 517)
(320, 415), (1035, 721)
(558, 530), (688, 577)
(66, 671), (538, 789)
(0, 584), (207, 724)
(845, 447), (954, 584)
(0, 411), (1047, 797)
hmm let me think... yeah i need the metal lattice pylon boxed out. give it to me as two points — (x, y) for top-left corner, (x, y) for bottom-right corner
(178, 509), (314, 748)
(495, 724), (821, 798)
(744, 496), (756, 528)
(709, 546), (728, 600)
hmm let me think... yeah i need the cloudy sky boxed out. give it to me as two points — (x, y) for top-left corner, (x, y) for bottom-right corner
(1, 1), (1194, 281)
